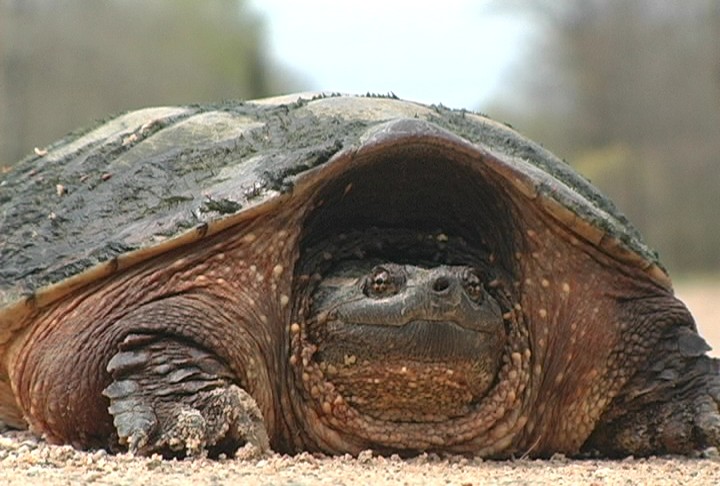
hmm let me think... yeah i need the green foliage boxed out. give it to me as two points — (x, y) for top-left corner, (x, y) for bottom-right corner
(0, 0), (300, 166)
(572, 144), (634, 182)
(487, 0), (720, 274)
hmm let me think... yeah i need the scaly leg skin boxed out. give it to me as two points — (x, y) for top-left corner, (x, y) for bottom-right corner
(583, 323), (720, 457)
(102, 333), (270, 458)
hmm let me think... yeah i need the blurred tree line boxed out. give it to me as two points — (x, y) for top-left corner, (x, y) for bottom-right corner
(488, 0), (720, 275)
(2, 0), (718, 275)
(0, 0), (299, 167)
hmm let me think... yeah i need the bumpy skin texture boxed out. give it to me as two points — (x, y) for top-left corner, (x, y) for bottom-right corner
(309, 263), (506, 423)
(0, 94), (717, 458)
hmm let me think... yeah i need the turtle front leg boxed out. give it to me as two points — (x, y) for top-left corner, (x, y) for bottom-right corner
(103, 333), (269, 457)
(583, 313), (720, 457)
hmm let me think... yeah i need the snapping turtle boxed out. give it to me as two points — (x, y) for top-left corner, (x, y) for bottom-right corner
(0, 93), (718, 459)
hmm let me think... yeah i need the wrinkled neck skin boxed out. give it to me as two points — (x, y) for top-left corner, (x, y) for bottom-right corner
(288, 228), (533, 455)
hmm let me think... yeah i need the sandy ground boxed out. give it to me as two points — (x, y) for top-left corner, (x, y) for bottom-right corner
(2, 281), (719, 485)
(677, 280), (720, 357)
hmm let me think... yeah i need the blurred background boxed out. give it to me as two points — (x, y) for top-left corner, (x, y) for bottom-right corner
(1, 0), (718, 283)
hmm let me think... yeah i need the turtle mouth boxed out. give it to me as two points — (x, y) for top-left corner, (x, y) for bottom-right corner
(334, 316), (493, 333)
(319, 317), (504, 362)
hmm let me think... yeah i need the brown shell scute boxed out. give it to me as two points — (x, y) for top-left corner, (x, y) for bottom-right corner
(0, 93), (664, 316)
(430, 110), (660, 265)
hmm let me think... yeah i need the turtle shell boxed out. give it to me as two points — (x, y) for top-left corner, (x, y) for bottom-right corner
(0, 92), (668, 427)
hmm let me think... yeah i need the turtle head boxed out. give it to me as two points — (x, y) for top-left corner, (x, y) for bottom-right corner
(318, 263), (502, 334)
(306, 260), (507, 422)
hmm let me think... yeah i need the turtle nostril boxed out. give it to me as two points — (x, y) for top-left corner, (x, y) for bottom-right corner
(432, 276), (451, 293)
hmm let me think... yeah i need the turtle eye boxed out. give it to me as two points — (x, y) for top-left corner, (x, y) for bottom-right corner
(363, 265), (404, 298)
(462, 268), (485, 303)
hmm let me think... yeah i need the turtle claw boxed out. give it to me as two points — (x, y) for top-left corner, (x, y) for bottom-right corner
(693, 378), (720, 452)
(156, 385), (270, 457)
(103, 381), (155, 453)
(233, 387), (272, 453)
(105, 381), (269, 457)
(585, 352), (720, 456)
(160, 407), (206, 455)
(103, 334), (270, 457)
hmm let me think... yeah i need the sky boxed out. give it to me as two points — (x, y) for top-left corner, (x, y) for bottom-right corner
(248, 0), (534, 110)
